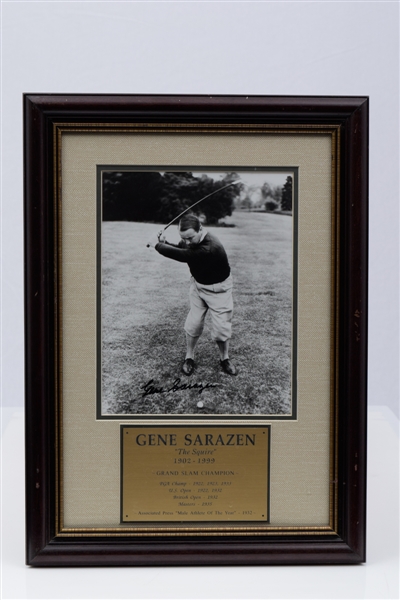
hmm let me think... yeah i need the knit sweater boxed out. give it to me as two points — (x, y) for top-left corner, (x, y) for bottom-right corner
(155, 232), (231, 285)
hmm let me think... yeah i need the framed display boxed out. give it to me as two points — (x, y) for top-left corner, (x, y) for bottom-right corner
(24, 94), (368, 566)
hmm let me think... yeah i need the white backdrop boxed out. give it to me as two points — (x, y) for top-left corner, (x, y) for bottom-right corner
(1, 2), (399, 599)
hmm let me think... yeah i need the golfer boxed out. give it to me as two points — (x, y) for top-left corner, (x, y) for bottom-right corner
(148, 214), (237, 376)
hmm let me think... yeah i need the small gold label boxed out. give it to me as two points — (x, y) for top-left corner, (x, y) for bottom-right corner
(121, 426), (270, 522)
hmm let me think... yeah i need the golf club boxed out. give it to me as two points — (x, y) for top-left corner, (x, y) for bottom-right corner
(146, 179), (241, 247)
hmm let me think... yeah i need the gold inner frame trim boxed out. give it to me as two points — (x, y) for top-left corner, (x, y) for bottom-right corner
(54, 122), (341, 537)
(55, 123), (340, 137)
(57, 526), (338, 538)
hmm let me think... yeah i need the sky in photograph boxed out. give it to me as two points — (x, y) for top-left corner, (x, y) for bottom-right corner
(193, 170), (291, 188)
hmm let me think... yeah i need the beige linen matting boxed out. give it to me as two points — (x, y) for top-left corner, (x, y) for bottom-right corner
(60, 131), (333, 530)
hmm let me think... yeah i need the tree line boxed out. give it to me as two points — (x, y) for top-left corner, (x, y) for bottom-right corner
(262, 176), (292, 212)
(236, 175), (293, 213)
(102, 171), (241, 225)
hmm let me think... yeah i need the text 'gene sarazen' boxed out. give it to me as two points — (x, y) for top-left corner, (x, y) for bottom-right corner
(134, 433), (256, 447)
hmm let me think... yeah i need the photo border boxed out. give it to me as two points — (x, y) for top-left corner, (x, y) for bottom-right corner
(24, 95), (368, 566)
(96, 165), (299, 421)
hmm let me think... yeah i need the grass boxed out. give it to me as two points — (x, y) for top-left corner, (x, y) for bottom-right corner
(101, 211), (293, 416)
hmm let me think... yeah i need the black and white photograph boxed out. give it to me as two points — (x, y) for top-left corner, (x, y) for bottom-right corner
(98, 168), (297, 418)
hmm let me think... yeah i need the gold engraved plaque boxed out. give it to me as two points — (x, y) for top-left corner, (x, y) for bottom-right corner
(121, 426), (270, 522)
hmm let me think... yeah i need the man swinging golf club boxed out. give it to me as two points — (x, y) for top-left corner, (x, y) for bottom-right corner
(147, 212), (237, 377)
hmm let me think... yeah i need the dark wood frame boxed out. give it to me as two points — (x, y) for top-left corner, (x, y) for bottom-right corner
(24, 94), (368, 566)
